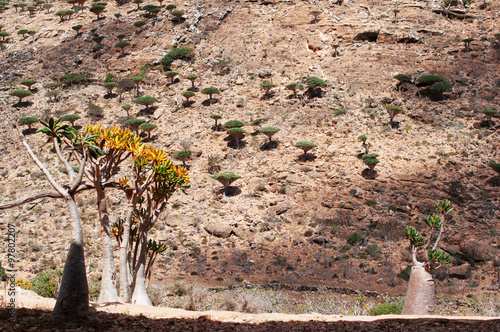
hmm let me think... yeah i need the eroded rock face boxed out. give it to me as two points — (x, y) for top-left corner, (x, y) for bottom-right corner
(459, 239), (498, 263)
(448, 263), (470, 280)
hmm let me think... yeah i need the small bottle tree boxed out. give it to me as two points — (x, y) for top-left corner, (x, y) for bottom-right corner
(332, 44), (340, 57)
(212, 173), (241, 196)
(260, 126), (280, 143)
(285, 82), (299, 98)
(133, 0), (143, 10)
(462, 38), (474, 53)
(165, 4), (176, 12)
(210, 114), (222, 130)
(72, 25), (83, 36)
(122, 104), (132, 117)
(171, 10), (184, 23)
(139, 123), (157, 138)
(172, 149), (192, 166)
(186, 74), (199, 89)
(295, 141), (317, 160)
(9, 89), (33, 104)
(402, 200), (453, 315)
(18, 116), (39, 129)
(134, 96), (158, 111)
(115, 41), (131, 56)
(201, 87), (220, 103)
(124, 118), (146, 134)
(305, 76), (327, 96)
(60, 114), (81, 126)
(227, 128), (246, 149)
(20, 79), (37, 91)
(392, 8), (400, 24)
(165, 71), (178, 84)
(134, 20), (147, 32)
(481, 109), (498, 129)
(89, 4), (105, 20)
(384, 104), (403, 129)
(310, 9), (321, 24)
(103, 82), (118, 97)
(362, 153), (379, 179)
(260, 80), (276, 96)
(358, 135), (371, 154)
(181, 91), (195, 104)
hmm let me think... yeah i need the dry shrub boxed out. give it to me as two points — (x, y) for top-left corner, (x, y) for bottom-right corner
(220, 290), (266, 314)
(183, 285), (209, 311)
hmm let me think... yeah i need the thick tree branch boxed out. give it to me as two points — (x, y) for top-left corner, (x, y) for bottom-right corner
(0, 190), (63, 209)
(15, 123), (68, 198)
(54, 138), (76, 182)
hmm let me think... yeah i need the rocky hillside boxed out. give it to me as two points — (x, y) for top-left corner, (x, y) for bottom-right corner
(0, 0), (499, 304)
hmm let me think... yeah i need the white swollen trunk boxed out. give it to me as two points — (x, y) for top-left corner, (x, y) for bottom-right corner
(402, 266), (435, 315)
(52, 197), (89, 317)
(96, 187), (119, 303)
(131, 227), (152, 306)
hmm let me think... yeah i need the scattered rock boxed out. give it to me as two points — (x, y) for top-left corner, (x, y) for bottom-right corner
(205, 222), (233, 238)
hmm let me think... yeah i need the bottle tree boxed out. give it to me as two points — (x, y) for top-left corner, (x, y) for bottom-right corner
(186, 74), (199, 89)
(212, 172), (240, 196)
(402, 200), (453, 315)
(295, 141), (317, 160)
(384, 104), (403, 129)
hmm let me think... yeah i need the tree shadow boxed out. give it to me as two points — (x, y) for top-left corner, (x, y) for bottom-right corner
(188, 87), (199, 92)
(224, 136), (247, 149)
(295, 153), (317, 162)
(260, 141), (279, 151)
(166, 78), (180, 87)
(220, 186), (242, 197)
(136, 106), (158, 116)
(30, 87), (39, 94)
(486, 176), (500, 187)
(14, 101), (33, 108)
(117, 53), (128, 59)
(260, 92), (275, 100)
(171, 17), (186, 25)
(202, 98), (220, 106)
(182, 100), (195, 108)
(361, 168), (378, 180)
(103, 93), (117, 100)
(388, 121), (401, 129)
(473, 120), (495, 129)
(22, 128), (38, 136)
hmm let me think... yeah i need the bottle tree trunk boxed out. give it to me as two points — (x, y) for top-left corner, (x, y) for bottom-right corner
(131, 225), (152, 306)
(52, 196), (89, 317)
(95, 185), (119, 303)
(402, 265), (435, 315)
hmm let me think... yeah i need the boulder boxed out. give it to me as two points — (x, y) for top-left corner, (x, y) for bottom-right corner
(205, 222), (233, 238)
(448, 263), (470, 280)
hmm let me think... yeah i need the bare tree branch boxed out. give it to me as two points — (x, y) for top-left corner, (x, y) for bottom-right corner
(15, 123), (69, 198)
(0, 190), (63, 209)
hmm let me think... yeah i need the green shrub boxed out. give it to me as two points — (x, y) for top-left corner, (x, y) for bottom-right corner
(30, 269), (62, 299)
(347, 233), (364, 245)
(260, 80), (276, 94)
(489, 161), (500, 175)
(59, 72), (90, 86)
(250, 118), (267, 126)
(305, 76), (327, 89)
(304, 230), (313, 237)
(0, 262), (7, 281)
(416, 74), (445, 85)
(18, 116), (39, 129)
(160, 46), (194, 71)
(366, 243), (381, 258)
(393, 73), (412, 83)
(369, 301), (403, 315)
(333, 108), (347, 116)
